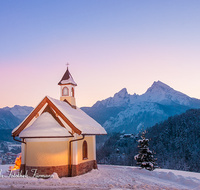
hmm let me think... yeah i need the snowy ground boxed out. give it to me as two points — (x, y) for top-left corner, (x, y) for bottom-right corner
(0, 164), (200, 190)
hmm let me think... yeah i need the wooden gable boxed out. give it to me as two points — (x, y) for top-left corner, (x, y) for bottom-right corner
(12, 96), (81, 137)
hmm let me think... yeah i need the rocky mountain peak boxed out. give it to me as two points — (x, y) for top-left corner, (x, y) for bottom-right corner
(146, 80), (172, 94)
(92, 88), (130, 108)
(113, 88), (129, 99)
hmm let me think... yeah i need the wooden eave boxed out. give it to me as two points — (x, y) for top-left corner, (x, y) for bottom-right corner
(58, 83), (77, 86)
(12, 96), (81, 137)
(20, 136), (73, 139)
(12, 96), (48, 137)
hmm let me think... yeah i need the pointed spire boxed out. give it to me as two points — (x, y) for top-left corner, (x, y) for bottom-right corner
(58, 67), (77, 86)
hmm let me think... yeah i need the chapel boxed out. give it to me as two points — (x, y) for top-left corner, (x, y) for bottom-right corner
(12, 67), (107, 177)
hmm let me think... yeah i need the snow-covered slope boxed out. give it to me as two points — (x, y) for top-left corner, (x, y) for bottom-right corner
(3, 105), (34, 121)
(1, 164), (200, 189)
(0, 109), (21, 129)
(82, 81), (200, 133)
(93, 88), (131, 108)
(94, 81), (200, 108)
(138, 81), (197, 106)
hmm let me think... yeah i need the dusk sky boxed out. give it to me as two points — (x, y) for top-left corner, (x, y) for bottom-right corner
(1, 0), (200, 108)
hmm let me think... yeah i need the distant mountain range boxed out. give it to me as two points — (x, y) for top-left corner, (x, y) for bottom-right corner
(0, 109), (21, 129)
(1, 81), (200, 134)
(0, 106), (34, 130)
(82, 81), (200, 133)
(2, 105), (34, 121)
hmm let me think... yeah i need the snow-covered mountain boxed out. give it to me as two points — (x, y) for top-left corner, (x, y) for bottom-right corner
(0, 109), (21, 129)
(82, 81), (200, 133)
(0, 105), (33, 130)
(1, 81), (200, 133)
(93, 88), (131, 108)
(0, 105), (34, 130)
(94, 81), (200, 108)
(137, 81), (199, 106)
(3, 105), (34, 121)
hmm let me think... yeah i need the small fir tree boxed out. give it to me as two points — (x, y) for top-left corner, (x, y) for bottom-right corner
(134, 131), (158, 171)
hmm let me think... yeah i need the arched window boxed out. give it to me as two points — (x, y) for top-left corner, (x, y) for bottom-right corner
(83, 140), (88, 159)
(62, 87), (69, 96)
(71, 87), (74, 97)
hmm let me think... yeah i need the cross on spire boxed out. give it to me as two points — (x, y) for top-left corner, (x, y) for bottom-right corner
(66, 62), (70, 68)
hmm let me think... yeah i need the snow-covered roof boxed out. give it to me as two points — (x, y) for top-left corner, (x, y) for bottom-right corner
(47, 96), (107, 135)
(19, 112), (72, 138)
(12, 96), (107, 137)
(58, 68), (77, 86)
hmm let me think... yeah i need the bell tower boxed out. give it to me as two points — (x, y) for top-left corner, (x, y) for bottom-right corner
(58, 65), (77, 106)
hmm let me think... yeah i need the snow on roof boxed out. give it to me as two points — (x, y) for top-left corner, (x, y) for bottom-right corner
(48, 96), (107, 135)
(58, 68), (77, 86)
(19, 112), (72, 138)
(60, 78), (76, 85)
(12, 124), (20, 134)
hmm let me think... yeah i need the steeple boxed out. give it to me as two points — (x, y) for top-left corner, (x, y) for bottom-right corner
(58, 66), (77, 106)
(58, 67), (77, 86)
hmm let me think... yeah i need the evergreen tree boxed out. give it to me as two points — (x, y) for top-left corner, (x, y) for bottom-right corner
(134, 131), (157, 171)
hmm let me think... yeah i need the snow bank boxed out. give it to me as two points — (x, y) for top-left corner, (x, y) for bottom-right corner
(133, 167), (200, 189)
(0, 165), (200, 189)
(50, 172), (60, 179)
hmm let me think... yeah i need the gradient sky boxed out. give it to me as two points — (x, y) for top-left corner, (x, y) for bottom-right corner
(1, 0), (200, 108)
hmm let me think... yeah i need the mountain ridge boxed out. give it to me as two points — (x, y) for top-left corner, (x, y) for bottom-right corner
(0, 80), (200, 134)
(0, 109), (21, 129)
(93, 80), (200, 108)
(0, 105), (34, 130)
(82, 80), (200, 133)
(3, 105), (34, 121)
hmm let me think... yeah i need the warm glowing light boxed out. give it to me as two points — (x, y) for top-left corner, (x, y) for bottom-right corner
(9, 153), (21, 171)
